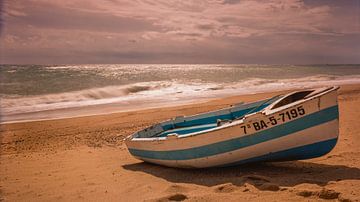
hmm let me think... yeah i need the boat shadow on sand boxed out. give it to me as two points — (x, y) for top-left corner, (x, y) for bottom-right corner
(122, 160), (360, 188)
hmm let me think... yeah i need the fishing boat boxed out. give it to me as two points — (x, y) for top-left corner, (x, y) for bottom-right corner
(124, 86), (339, 168)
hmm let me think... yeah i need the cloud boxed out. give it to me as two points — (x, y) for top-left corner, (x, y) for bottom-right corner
(88, 0), (357, 39)
(5, 3), (159, 33)
(1, 0), (360, 64)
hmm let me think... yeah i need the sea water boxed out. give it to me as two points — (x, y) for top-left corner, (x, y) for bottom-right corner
(1, 64), (360, 123)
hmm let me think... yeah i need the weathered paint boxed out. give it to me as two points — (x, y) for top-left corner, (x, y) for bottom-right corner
(125, 87), (339, 168)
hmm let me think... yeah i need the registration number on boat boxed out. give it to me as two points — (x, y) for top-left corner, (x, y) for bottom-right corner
(241, 106), (306, 134)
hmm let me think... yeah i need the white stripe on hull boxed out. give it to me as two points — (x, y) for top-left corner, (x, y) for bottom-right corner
(135, 119), (338, 168)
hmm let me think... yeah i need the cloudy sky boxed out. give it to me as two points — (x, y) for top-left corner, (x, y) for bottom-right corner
(1, 0), (359, 64)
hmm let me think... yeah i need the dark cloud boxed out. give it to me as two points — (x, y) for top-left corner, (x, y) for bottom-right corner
(196, 24), (214, 30)
(303, 0), (359, 8)
(222, 0), (241, 5)
(5, 3), (159, 33)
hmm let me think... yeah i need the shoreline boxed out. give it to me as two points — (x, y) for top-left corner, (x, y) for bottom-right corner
(2, 83), (359, 125)
(1, 83), (360, 201)
(1, 97), (213, 125)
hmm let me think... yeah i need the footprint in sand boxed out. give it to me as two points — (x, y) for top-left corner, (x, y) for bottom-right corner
(296, 188), (342, 200)
(154, 193), (188, 202)
(318, 188), (341, 200)
(165, 184), (190, 193)
(258, 183), (280, 191)
(153, 185), (189, 202)
(167, 194), (188, 201)
(213, 183), (238, 193)
(242, 175), (280, 191)
(296, 190), (315, 197)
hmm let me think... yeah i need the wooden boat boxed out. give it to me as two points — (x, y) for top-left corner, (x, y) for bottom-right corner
(125, 86), (339, 168)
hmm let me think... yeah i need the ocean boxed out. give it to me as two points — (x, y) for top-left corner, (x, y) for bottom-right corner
(1, 64), (360, 123)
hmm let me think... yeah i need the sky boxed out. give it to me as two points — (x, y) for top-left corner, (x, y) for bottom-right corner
(1, 0), (360, 64)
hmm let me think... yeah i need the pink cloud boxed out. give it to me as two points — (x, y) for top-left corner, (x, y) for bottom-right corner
(1, 0), (360, 64)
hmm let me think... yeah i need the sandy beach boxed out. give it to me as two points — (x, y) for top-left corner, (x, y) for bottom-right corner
(1, 84), (360, 201)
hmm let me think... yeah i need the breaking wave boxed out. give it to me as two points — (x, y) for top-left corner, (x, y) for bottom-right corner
(1, 81), (172, 114)
(0, 75), (360, 122)
(2, 74), (360, 119)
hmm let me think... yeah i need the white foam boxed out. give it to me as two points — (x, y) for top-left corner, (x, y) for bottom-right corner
(1, 74), (360, 123)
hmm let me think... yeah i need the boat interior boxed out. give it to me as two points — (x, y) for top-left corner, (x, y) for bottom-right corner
(131, 87), (337, 139)
(133, 95), (282, 139)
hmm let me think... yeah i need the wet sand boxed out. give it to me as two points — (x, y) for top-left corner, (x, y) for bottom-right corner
(1, 84), (360, 201)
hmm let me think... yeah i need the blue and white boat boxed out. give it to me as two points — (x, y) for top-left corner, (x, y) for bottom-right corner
(125, 86), (339, 168)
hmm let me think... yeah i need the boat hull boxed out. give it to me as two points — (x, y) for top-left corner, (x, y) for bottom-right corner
(125, 88), (339, 168)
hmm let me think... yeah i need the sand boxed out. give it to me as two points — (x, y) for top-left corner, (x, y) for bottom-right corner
(1, 84), (360, 201)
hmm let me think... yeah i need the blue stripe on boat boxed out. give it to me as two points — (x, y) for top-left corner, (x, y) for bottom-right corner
(158, 123), (217, 137)
(221, 138), (338, 167)
(129, 105), (339, 161)
(161, 103), (272, 131)
(161, 107), (255, 130)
